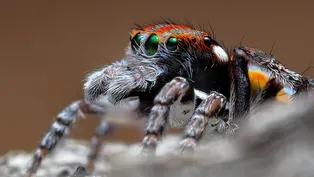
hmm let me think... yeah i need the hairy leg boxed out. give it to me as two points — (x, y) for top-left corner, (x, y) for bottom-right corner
(178, 91), (227, 153)
(141, 77), (195, 154)
(24, 61), (133, 177)
(24, 100), (107, 177)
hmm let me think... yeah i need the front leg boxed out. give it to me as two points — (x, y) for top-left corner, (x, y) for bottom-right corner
(178, 91), (227, 153)
(24, 100), (101, 177)
(141, 77), (195, 154)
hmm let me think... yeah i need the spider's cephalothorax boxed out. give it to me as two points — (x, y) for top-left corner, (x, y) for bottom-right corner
(85, 23), (232, 105)
(84, 23), (238, 122)
(24, 21), (313, 177)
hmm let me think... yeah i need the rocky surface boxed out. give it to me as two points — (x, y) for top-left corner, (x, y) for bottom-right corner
(2, 93), (314, 177)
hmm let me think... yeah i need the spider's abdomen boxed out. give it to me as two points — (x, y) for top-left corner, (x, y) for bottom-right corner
(247, 63), (293, 103)
(232, 47), (309, 104)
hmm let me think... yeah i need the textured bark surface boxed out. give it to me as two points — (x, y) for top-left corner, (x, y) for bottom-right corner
(2, 93), (314, 177)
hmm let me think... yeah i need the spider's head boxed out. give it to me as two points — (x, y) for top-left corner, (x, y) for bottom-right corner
(125, 23), (230, 74)
(84, 22), (231, 103)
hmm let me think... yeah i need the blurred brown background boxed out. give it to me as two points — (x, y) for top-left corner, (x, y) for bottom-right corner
(0, 0), (313, 155)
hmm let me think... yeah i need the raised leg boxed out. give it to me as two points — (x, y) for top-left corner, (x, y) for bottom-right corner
(23, 100), (106, 177)
(141, 77), (195, 154)
(178, 91), (227, 153)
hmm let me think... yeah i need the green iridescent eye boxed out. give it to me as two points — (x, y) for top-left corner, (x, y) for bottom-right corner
(144, 34), (159, 56)
(166, 37), (178, 51)
(131, 33), (143, 53)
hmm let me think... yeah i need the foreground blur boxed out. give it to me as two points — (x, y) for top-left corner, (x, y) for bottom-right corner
(2, 92), (314, 177)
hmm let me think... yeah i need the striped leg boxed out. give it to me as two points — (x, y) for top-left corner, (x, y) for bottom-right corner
(141, 77), (195, 155)
(86, 118), (116, 173)
(24, 100), (105, 177)
(178, 91), (227, 153)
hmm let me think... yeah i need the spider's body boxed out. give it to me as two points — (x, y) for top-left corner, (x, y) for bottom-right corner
(88, 23), (231, 105)
(24, 22), (313, 177)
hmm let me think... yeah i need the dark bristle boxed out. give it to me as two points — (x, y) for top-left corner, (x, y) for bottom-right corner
(269, 40), (276, 55)
(132, 18), (177, 30)
(301, 58), (314, 76)
(205, 21), (216, 40)
(131, 18), (202, 32)
(225, 44), (235, 57)
(239, 35), (245, 47)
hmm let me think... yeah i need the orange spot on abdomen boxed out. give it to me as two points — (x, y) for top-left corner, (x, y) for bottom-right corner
(276, 89), (292, 103)
(248, 71), (269, 92)
(249, 70), (292, 104)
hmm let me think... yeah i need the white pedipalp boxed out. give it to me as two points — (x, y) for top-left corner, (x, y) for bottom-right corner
(213, 45), (229, 62)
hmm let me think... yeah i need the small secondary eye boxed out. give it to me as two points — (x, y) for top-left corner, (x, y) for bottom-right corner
(131, 33), (143, 53)
(166, 37), (178, 51)
(191, 38), (197, 43)
(204, 36), (212, 47)
(145, 34), (159, 56)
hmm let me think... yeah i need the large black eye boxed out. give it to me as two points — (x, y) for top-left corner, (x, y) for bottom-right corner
(131, 33), (143, 53)
(166, 37), (178, 51)
(204, 36), (212, 47)
(145, 34), (159, 56)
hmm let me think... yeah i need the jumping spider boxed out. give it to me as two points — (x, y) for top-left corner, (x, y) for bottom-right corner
(24, 21), (314, 177)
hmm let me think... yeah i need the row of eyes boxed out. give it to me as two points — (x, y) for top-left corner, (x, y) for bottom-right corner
(130, 33), (213, 56)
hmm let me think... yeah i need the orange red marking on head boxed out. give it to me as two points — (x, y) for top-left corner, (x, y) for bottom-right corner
(130, 24), (212, 50)
(129, 23), (229, 63)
